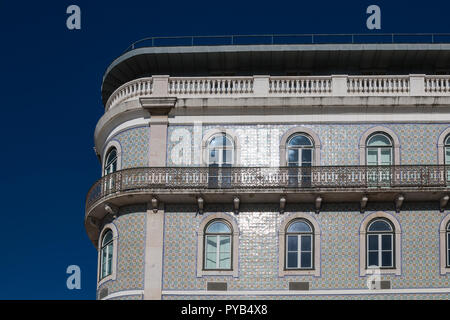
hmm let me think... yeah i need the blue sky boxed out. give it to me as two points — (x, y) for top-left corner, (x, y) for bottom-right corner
(0, 0), (449, 299)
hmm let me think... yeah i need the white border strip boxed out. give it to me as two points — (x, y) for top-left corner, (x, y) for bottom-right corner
(162, 288), (450, 296)
(102, 290), (144, 300)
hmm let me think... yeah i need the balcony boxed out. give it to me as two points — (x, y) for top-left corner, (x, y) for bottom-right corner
(104, 74), (450, 111)
(85, 165), (450, 219)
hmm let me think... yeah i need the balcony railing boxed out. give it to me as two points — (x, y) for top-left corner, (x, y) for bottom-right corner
(105, 75), (450, 110)
(85, 165), (449, 212)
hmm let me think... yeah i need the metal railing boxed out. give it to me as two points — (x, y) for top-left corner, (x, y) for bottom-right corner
(124, 33), (450, 52)
(85, 165), (449, 211)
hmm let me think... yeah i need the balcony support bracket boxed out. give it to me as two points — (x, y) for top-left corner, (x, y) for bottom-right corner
(315, 196), (322, 214)
(395, 194), (404, 213)
(233, 197), (240, 215)
(440, 195), (449, 212)
(280, 196), (287, 214)
(360, 195), (368, 214)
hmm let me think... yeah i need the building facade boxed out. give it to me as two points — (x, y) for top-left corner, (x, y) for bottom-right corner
(86, 39), (450, 300)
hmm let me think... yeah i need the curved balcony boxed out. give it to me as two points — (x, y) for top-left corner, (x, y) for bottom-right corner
(85, 165), (450, 219)
(104, 75), (450, 111)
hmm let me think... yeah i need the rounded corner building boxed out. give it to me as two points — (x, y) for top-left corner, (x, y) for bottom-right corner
(85, 35), (450, 300)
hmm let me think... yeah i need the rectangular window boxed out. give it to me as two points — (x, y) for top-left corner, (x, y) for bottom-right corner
(286, 234), (312, 269)
(447, 233), (450, 267)
(205, 235), (231, 270)
(367, 234), (393, 268)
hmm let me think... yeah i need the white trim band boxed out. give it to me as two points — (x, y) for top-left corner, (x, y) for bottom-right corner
(162, 288), (450, 296)
(101, 290), (144, 300)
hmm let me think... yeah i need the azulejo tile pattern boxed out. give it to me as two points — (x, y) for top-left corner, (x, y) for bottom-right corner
(104, 127), (150, 169)
(167, 124), (450, 166)
(97, 205), (146, 298)
(162, 203), (450, 297)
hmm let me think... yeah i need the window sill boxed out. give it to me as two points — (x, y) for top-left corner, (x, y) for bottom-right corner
(97, 274), (116, 287)
(279, 269), (319, 277)
(197, 270), (238, 277)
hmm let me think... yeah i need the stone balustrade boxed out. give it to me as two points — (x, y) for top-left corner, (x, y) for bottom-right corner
(104, 75), (450, 110)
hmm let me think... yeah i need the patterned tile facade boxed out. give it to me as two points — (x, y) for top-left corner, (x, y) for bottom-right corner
(162, 203), (450, 293)
(104, 127), (150, 169)
(167, 123), (450, 166)
(97, 205), (147, 296)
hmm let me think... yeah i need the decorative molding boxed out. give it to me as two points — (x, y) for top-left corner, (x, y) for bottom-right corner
(97, 223), (119, 287)
(359, 126), (401, 166)
(279, 127), (321, 166)
(359, 211), (402, 276)
(197, 213), (239, 278)
(278, 212), (321, 277)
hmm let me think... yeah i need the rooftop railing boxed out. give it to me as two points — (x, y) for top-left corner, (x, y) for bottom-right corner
(105, 74), (450, 110)
(124, 33), (450, 52)
(86, 165), (449, 212)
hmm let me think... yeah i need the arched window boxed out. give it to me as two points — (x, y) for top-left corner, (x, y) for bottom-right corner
(207, 134), (234, 167)
(285, 219), (314, 269)
(287, 134), (314, 167)
(366, 219), (394, 268)
(204, 220), (232, 270)
(104, 148), (118, 176)
(366, 133), (393, 166)
(447, 222), (450, 268)
(100, 230), (114, 279)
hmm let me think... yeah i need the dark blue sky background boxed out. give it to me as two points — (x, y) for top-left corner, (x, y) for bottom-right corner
(0, 0), (449, 300)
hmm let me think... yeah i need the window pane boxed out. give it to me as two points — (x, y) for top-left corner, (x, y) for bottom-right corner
(223, 150), (233, 164)
(301, 235), (312, 251)
(287, 235), (298, 251)
(219, 236), (231, 253)
(102, 230), (113, 246)
(302, 149), (312, 165)
(287, 221), (312, 233)
(301, 252), (312, 268)
(289, 135), (312, 147)
(381, 251), (393, 267)
(368, 252), (379, 267)
(287, 252), (298, 268)
(368, 134), (391, 147)
(382, 234), (392, 250)
(206, 222), (231, 234)
(367, 148), (378, 165)
(368, 220), (392, 232)
(368, 234), (378, 250)
(219, 252), (231, 269)
(205, 252), (217, 269)
(288, 149), (298, 164)
(380, 148), (392, 165)
(206, 235), (217, 252)
(209, 149), (219, 164)
(446, 148), (450, 165)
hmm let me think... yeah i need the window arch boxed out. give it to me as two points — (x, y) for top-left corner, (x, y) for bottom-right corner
(197, 213), (239, 277)
(278, 213), (321, 276)
(279, 127), (321, 166)
(102, 140), (122, 176)
(287, 134), (314, 167)
(447, 222), (450, 268)
(100, 230), (114, 279)
(366, 133), (393, 166)
(366, 218), (394, 268)
(204, 220), (232, 270)
(207, 133), (234, 167)
(104, 148), (118, 175)
(285, 219), (314, 270)
(359, 212), (401, 276)
(97, 223), (118, 285)
(359, 126), (400, 166)
(439, 214), (450, 274)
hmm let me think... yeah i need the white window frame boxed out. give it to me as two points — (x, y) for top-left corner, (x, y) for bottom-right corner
(97, 223), (118, 287)
(286, 134), (314, 167)
(286, 233), (313, 270)
(207, 134), (234, 167)
(366, 232), (394, 269)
